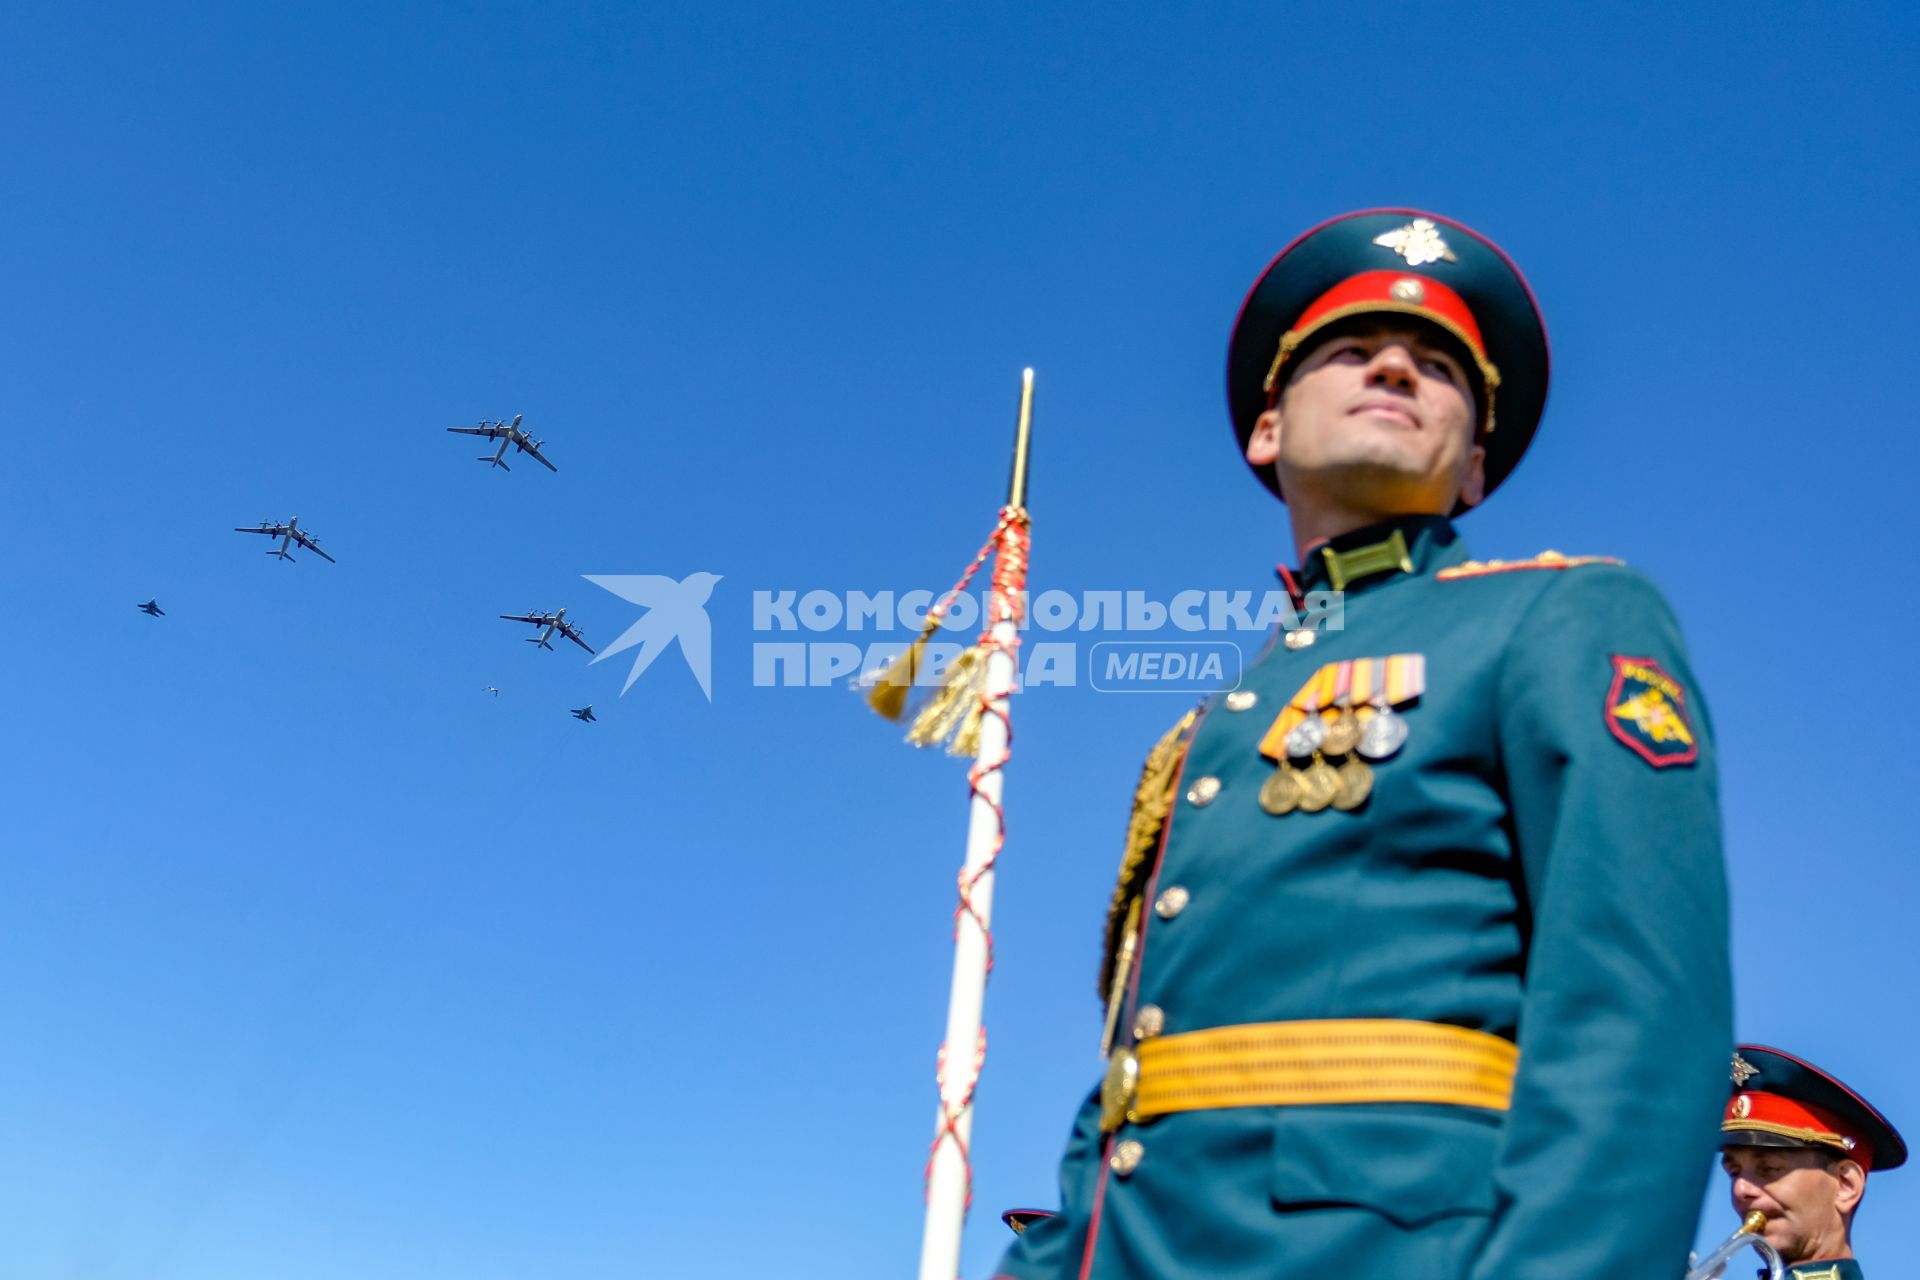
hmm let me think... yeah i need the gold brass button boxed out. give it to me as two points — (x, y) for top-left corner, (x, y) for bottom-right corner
(1133, 1004), (1165, 1040)
(1186, 776), (1222, 807)
(1154, 885), (1190, 920)
(1284, 629), (1316, 650)
(1110, 1139), (1145, 1177)
(1224, 689), (1258, 711)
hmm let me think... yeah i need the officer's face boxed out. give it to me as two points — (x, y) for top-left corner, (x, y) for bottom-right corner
(1720, 1145), (1865, 1261)
(1244, 320), (1486, 517)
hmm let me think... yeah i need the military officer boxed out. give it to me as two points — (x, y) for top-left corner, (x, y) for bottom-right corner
(994, 210), (1733, 1280)
(1719, 1045), (1906, 1279)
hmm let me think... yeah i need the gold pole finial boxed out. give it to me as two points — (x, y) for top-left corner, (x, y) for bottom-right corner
(1007, 368), (1034, 510)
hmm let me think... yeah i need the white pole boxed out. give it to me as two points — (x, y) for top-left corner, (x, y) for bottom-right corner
(918, 617), (1018, 1280)
(918, 369), (1032, 1280)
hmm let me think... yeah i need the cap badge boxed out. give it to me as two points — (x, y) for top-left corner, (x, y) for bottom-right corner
(1373, 218), (1459, 267)
(1732, 1094), (1753, 1119)
(1731, 1053), (1758, 1086)
(1389, 277), (1427, 303)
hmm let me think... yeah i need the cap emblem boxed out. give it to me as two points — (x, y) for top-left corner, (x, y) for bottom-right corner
(1732, 1094), (1753, 1119)
(1389, 276), (1427, 303)
(1732, 1053), (1758, 1086)
(1373, 218), (1459, 267)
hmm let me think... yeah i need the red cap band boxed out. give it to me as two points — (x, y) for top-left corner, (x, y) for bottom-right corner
(1293, 270), (1487, 355)
(1261, 270), (1502, 428)
(1725, 1090), (1875, 1171)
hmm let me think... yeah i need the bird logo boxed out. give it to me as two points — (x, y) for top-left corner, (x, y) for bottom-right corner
(583, 572), (722, 699)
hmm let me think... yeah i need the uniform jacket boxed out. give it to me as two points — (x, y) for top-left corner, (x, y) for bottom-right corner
(998, 515), (1732, 1280)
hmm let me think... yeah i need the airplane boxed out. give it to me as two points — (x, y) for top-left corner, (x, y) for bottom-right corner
(499, 607), (593, 654)
(234, 516), (336, 563)
(137, 599), (165, 617)
(484, 686), (500, 697)
(446, 414), (557, 472)
(571, 705), (596, 723)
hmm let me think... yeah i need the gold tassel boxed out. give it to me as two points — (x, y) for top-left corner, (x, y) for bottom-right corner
(866, 616), (942, 721)
(949, 688), (987, 759)
(905, 645), (985, 750)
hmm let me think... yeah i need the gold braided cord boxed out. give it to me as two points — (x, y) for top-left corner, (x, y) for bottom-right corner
(1097, 709), (1198, 1000)
(1722, 1119), (1855, 1153)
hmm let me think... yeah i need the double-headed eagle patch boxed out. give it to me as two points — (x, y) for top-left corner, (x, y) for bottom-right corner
(1605, 655), (1698, 768)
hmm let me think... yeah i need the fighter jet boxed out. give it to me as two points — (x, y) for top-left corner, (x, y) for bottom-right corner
(234, 516), (336, 563)
(447, 414), (557, 472)
(499, 607), (593, 654)
(137, 599), (165, 617)
(570, 705), (596, 722)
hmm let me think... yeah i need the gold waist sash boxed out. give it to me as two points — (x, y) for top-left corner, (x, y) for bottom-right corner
(1102, 1018), (1519, 1132)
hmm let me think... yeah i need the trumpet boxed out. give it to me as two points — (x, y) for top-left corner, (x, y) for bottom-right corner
(1686, 1210), (1784, 1280)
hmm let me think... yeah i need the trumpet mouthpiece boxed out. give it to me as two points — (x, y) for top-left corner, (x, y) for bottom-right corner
(1740, 1209), (1768, 1235)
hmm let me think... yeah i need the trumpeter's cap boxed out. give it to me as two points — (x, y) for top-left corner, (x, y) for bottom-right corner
(1724, 1044), (1906, 1172)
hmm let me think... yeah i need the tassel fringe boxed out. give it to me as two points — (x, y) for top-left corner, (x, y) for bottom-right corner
(906, 645), (987, 754)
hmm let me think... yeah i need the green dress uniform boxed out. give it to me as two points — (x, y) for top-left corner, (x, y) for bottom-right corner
(995, 211), (1734, 1280)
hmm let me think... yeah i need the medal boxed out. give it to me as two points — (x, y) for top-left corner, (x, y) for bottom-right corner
(1259, 765), (1302, 816)
(1297, 756), (1340, 812)
(1285, 714), (1327, 758)
(1322, 704), (1361, 757)
(1332, 756), (1374, 810)
(1357, 703), (1408, 760)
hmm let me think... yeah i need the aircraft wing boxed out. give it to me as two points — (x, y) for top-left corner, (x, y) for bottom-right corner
(235, 524), (288, 535)
(563, 626), (595, 655)
(516, 438), (558, 472)
(448, 425), (505, 438)
(295, 532), (337, 563)
(499, 613), (549, 625)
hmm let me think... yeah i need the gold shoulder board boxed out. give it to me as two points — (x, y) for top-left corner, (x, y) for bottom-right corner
(1437, 550), (1622, 581)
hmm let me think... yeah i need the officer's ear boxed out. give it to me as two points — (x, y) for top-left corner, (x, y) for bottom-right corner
(1456, 441), (1487, 509)
(1246, 408), (1282, 467)
(1833, 1158), (1867, 1216)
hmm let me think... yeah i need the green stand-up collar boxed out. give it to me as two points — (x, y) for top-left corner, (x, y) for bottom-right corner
(1784, 1260), (1862, 1280)
(1295, 514), (1463, 593)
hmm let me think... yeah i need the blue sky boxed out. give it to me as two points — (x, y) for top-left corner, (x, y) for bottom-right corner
(2, 1), (1916, 1275)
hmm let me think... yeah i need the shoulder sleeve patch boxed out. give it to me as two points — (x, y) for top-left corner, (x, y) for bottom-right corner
(1604, 655), (1698, 768)
(1437, 550), (1623, 581)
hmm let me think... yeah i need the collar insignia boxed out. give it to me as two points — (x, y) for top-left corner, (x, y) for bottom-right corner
(1318, 528), (1412, 592)
(1732, 1053), (1758, 1086)
(1373, 218), (1459, 267)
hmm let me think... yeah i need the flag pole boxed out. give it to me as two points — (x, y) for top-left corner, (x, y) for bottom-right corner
(918, 369), (1034, 1280)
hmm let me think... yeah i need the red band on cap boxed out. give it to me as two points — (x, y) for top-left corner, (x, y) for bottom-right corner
(1725, 1091), (1875, 1171)
(1294, 270), (1487, 355)
(1261, 271), (1503, 431)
